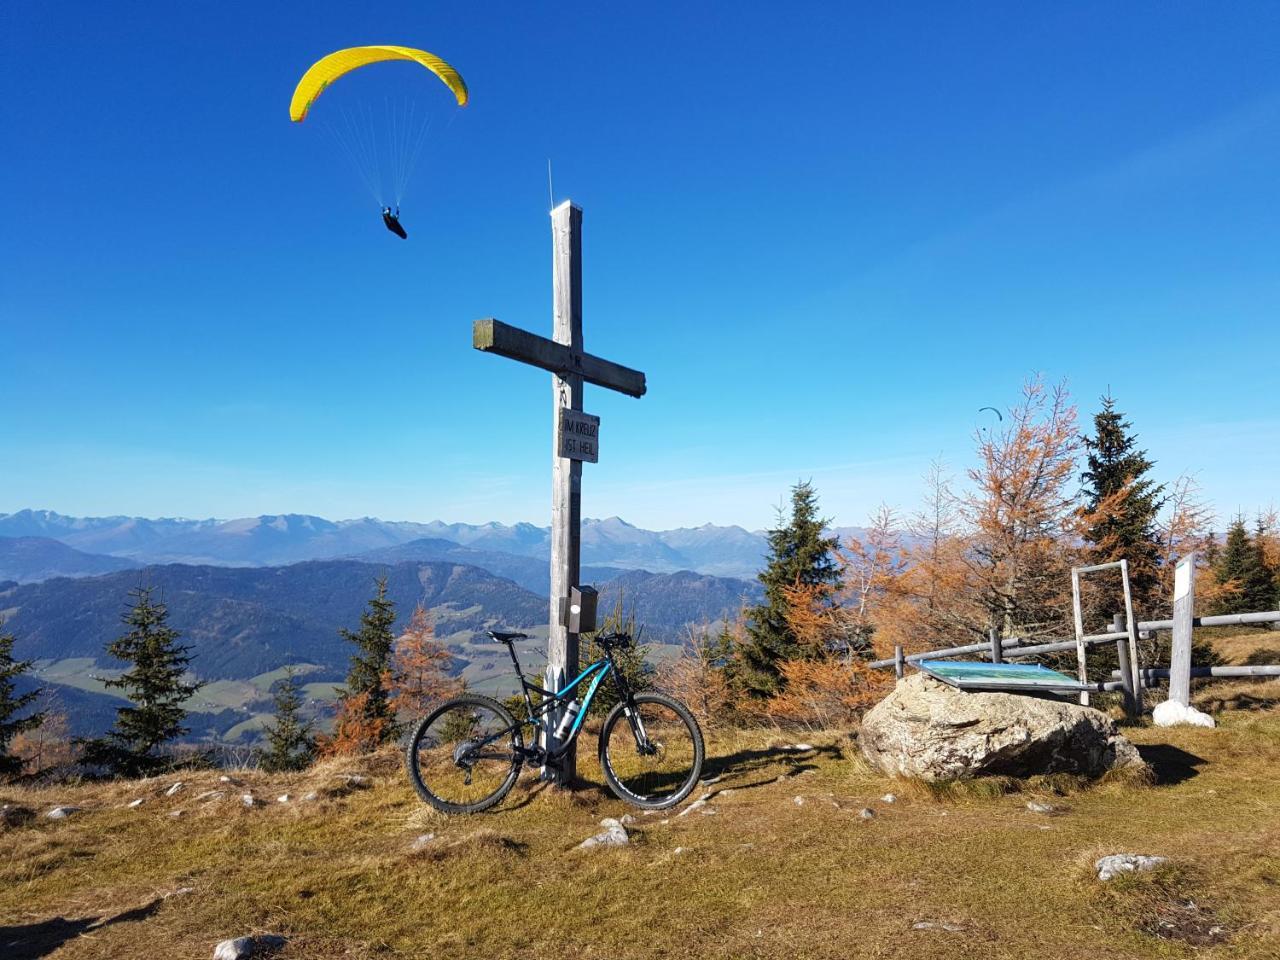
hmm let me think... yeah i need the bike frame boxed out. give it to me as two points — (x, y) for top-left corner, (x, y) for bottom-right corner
(489, 638), (646, 763)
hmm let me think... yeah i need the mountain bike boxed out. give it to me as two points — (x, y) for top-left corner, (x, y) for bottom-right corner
(405, 630), (704, 813)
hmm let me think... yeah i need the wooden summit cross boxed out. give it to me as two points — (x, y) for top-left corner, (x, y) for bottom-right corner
(472, 200), (646, 784)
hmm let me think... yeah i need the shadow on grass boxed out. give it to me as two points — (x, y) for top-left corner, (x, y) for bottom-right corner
(1137, 744), (1208, 786)
(0, 898), (162, 960)
(700, 742), (844, 791)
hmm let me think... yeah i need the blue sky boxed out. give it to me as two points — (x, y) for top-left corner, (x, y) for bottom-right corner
(3, 2), (1279, 531)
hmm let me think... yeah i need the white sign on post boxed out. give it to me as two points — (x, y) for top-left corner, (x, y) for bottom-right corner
(559, 409), (600, 463)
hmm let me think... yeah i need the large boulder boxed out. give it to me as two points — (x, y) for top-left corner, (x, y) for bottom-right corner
(860, 674), (1147, 781)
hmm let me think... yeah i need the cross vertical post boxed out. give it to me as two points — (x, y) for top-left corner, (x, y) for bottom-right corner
(471, 200), (647, 788)
(545, 201), (583, 784)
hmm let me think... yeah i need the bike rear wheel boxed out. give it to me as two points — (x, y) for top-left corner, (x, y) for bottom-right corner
(405, 695), (523, 814)
(598, 692), (704, 810)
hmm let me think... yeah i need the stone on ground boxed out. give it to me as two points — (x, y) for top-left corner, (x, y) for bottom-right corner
(45, 806), (81, 820)
(578, 824), (629, 849)
(164, 781), (185, 796)
(213, 933), (287, 959)
(1153, 699), (1216, 729)
(859, 674), (1148, 781)
(1095, 854), (1169, 881)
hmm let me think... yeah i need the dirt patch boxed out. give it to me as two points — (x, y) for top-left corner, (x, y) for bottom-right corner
(1136, 897), (1229, 947)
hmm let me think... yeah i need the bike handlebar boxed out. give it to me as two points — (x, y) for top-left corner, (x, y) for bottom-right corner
(595, 631), (633, 649)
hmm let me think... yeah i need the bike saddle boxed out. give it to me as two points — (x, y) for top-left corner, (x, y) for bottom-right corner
(487, 631), (530, 644)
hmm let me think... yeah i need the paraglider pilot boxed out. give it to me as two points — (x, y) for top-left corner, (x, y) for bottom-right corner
(382, 206), (408, 240)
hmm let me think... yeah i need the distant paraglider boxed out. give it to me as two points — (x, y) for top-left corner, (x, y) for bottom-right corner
(382, 207), (408, 239)
(289, 45), (469, 238)
(978, 406), (1003, 421)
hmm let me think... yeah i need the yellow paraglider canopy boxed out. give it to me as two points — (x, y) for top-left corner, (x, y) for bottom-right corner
(290, 45), (468, 122)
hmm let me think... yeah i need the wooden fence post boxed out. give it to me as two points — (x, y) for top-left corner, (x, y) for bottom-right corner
(1112, 613), (1138, 719)
(989, 627), (1003, 664)
(1169, 552), (1197, 707)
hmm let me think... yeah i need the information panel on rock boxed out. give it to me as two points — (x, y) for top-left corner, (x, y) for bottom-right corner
(558, 409), (600, 463)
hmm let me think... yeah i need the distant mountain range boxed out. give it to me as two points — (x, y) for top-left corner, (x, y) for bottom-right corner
(0, 509), (793, 579)
(0, 509), (875, 582)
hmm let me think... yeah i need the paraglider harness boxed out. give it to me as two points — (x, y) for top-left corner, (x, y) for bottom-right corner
(382, 206), (408, 239)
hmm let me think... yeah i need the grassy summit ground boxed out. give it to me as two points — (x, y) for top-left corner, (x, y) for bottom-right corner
(3, 688), (1280, 960)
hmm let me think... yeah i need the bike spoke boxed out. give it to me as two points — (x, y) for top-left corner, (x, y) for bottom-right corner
(602, 699), (699, 804)
(409, 700), (519, 810)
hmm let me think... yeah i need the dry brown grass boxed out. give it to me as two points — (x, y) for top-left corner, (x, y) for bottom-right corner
(2, 709), (1279, 960)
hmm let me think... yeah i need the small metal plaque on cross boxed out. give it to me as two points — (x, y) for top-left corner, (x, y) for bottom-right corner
(559, 409), (600, 462)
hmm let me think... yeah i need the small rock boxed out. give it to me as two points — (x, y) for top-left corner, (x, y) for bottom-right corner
(241, 794), (259, 808)
(164, 781), (186, 797)
(677, 798), (708, 817)
(127, 798), (146, 809)
(672, 846), (685, 855)
(599, 817), (623, 829)
(913, 921), (965, 932)
(169, 809), (184, 819)
(785, 743), (815, 752)
(213, 934), (287, 960)
(344, 775), (370, 788)
(792, 796), (805, 806)
(859, 808), (876, 820)
(276, 794), (291, 804)
(1096, 854), (1169, 882)
(218, 775), (242, 786)
(45, 806), (81, 820)
(301, 791), (319, 802)
(578, 825), (629, 849)
(880, 793), (897, 804)
(1027, 801), (1059, 815)
(410, 833), (436, 851)
(619, 813), (636, 825)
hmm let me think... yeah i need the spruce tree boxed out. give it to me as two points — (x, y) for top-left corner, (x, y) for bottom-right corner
(261, 668), (315, 773)
(738, 481), (840, 697)
(0, 624), (44, 780)
(1080, 393), (1165, 611)
(338, 577), (399, 745)
(1210, 516), (1272, 614)
(1245, 518), (1279, 612)
(81, 587), (202, 776)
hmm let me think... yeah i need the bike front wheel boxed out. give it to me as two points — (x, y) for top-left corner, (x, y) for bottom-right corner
(598, 692), (704, 810)
(405, 695), (524, 814)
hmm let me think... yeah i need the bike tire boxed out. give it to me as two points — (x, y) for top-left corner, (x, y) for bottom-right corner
(598, 692), (705, 810)
(404, 694), (524, 814)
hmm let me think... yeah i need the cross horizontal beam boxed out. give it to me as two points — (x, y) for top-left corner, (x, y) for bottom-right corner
(473, 318), (646, 398)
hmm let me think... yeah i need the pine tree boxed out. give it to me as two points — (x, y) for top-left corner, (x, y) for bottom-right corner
(1245, 518), (1279, 612)
(261, 667), (315, 773)
(336, 577), (399, 746)
(1080, 393), (1165, 613)
(0, 624), (45, 780)
(738, 481), (840, 697)
(81, 587), (203, 776)
(1210, 516), (1270, 615)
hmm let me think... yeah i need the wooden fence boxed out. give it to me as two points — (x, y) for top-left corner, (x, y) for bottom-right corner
(868, 552), (1280, 716)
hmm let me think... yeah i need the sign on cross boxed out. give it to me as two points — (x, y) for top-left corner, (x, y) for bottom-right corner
(472, 200), (646, 784)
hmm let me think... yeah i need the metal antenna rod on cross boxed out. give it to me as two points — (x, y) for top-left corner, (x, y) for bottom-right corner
(472, 201), (646, 784)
